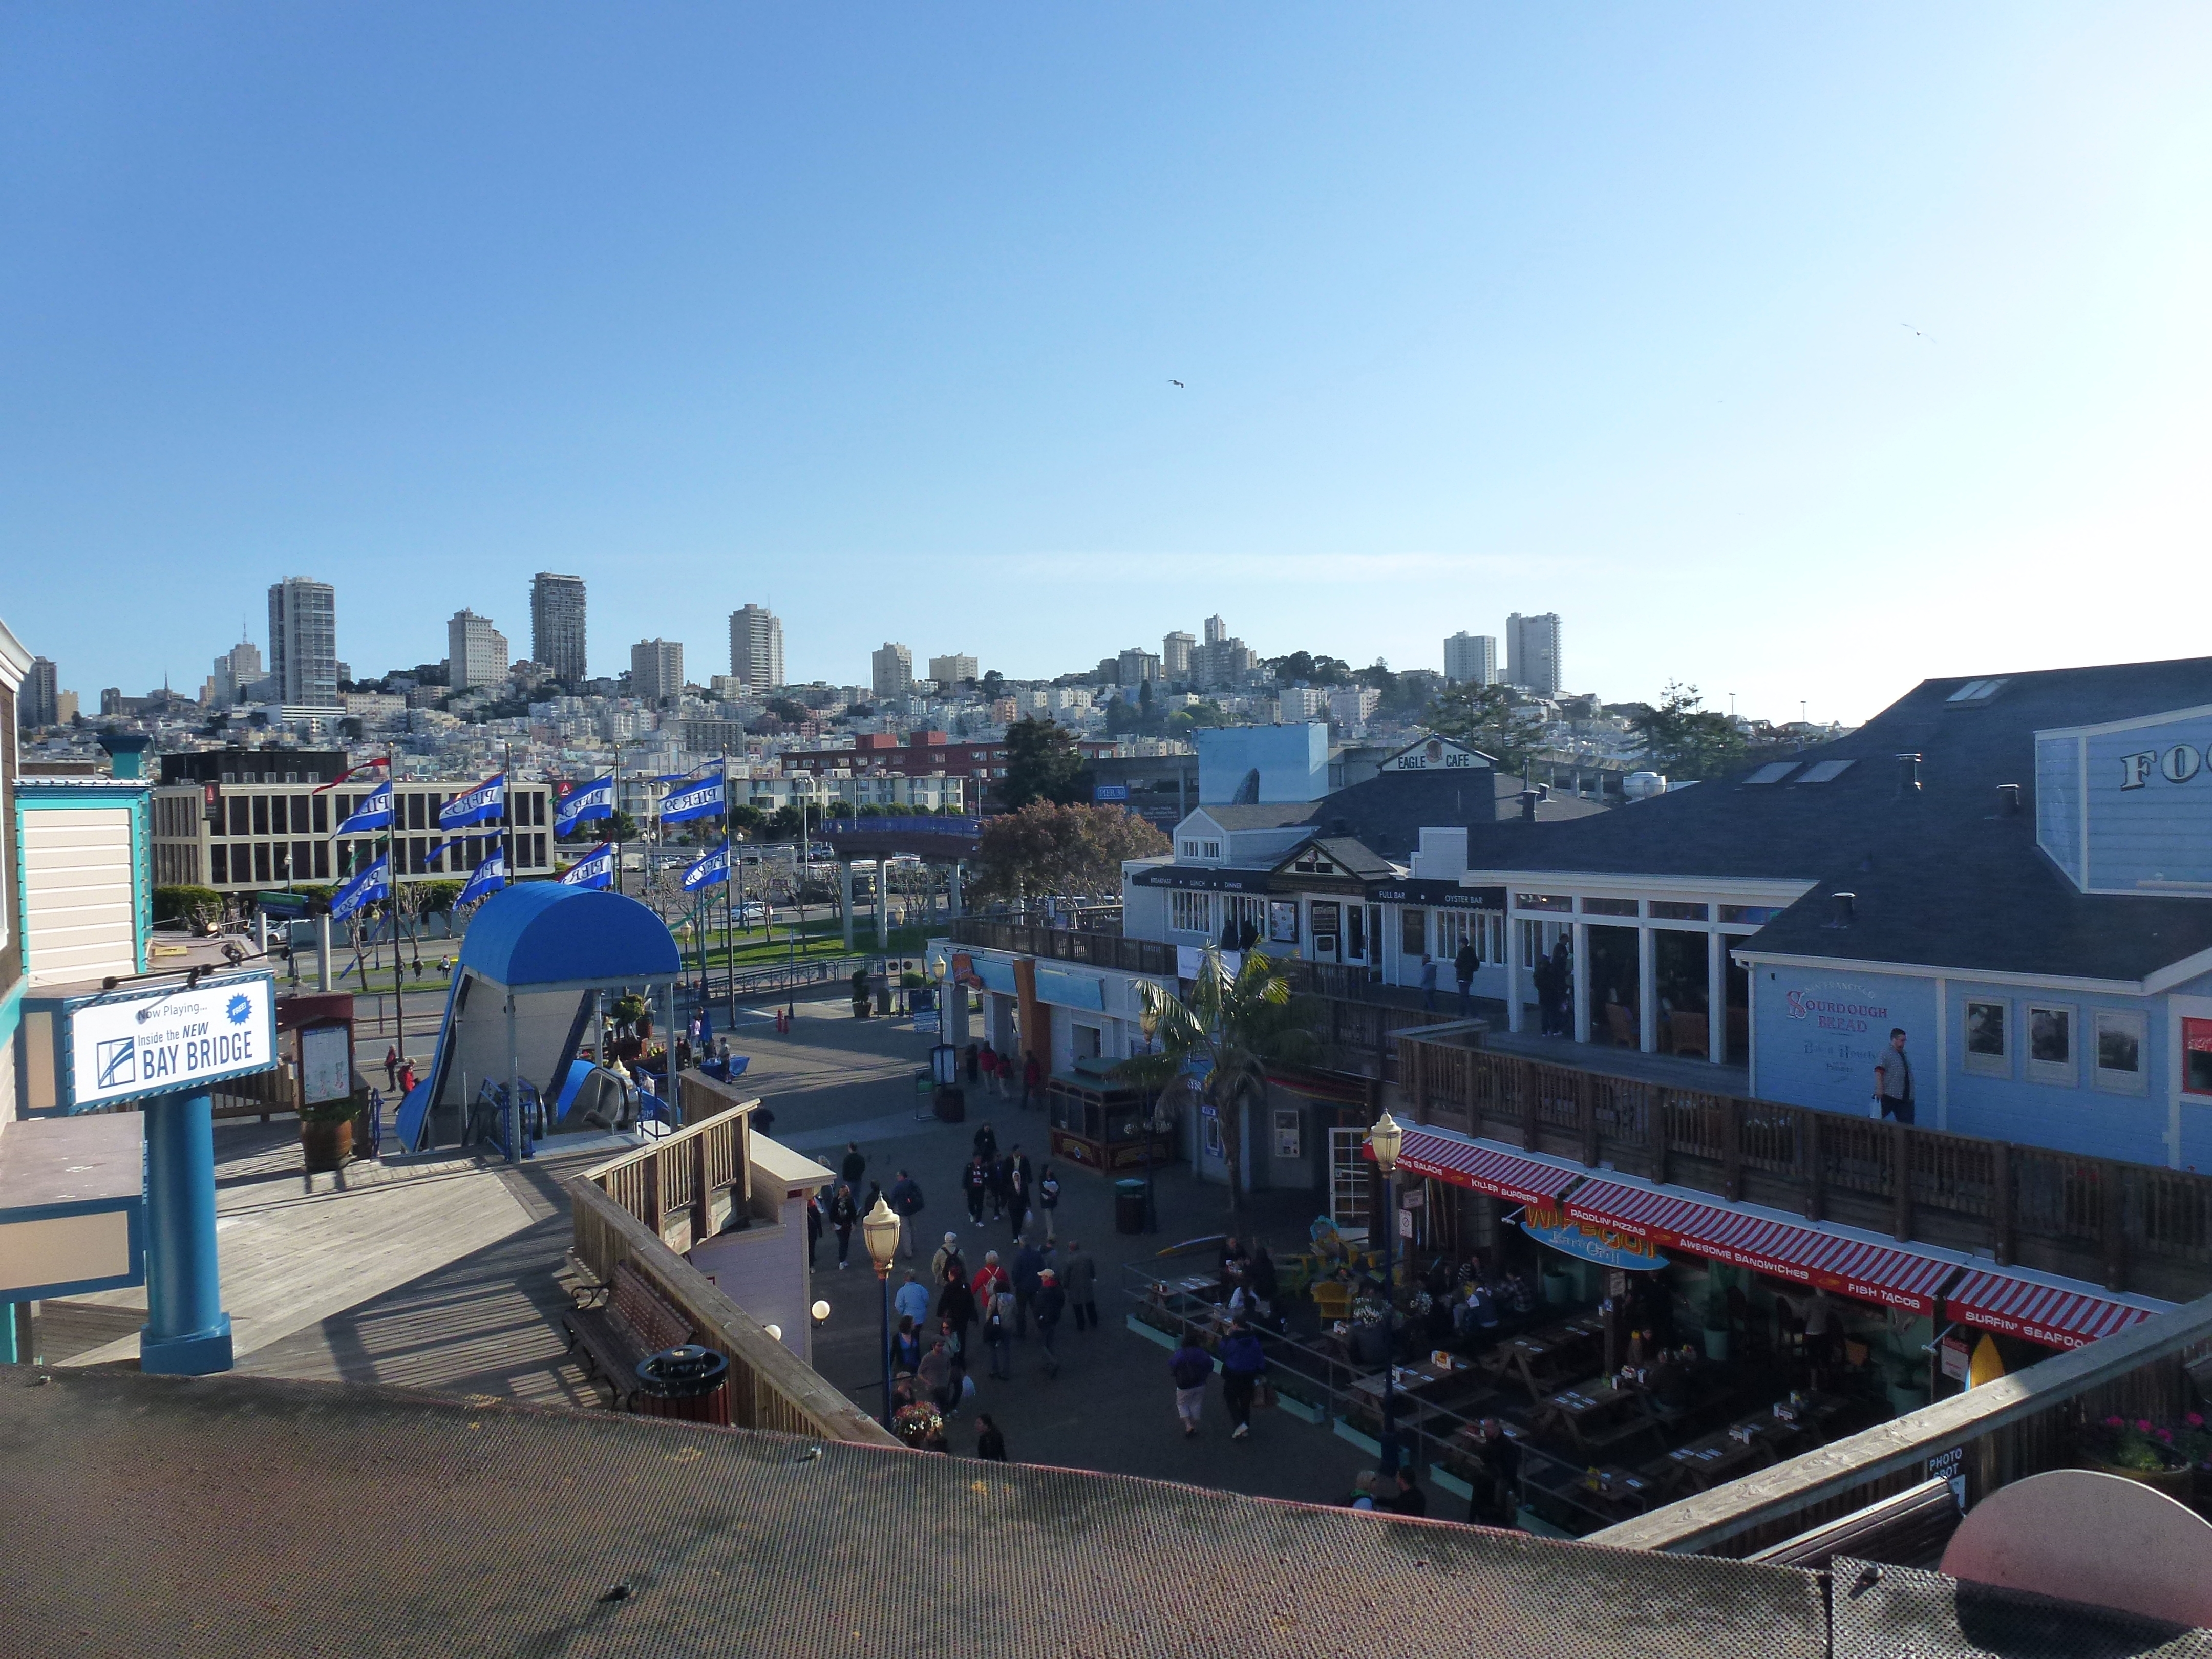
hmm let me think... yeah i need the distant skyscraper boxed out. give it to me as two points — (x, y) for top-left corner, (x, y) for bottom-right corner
(1117, 648), (1161, 685)
(730, 604), (785, 692)
(267, 577), (339, 707)
(871, 642), (913, 700)
(1203, 614), (1227, 646)
(1505, 612), (1563, 697)
(21, 656), (59, 729)
(1162, 631), (1195, 681)
(203, 640), (262, 707)
(531, 573), (587, 686)
(630, 639), (685, 703)
(1443, 632), (1499, 687)
(447, 609), (510, 690)
(926, 653), (977, 687)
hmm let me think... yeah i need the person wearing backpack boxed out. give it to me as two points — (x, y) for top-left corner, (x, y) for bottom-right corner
(1168, 1334), (1214, 1438)
(1035, 1163), (1062, 1242)
(982, 1289), (1014, 1380)
(1219, 1321), (1268, 1441)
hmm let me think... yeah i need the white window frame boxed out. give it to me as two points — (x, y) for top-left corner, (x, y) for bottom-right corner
(1223, 894), (1267, 942)
(2092, 1008), (2148, 1096)
(1169, 889), (1214, 935)
(1962, 997), (2011, 1077)
(2025, 1001), (2079, 1087)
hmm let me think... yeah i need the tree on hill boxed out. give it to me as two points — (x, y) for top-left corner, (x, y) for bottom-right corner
(999, 715), (1087, 809)
(969, 802), (1168, 903)
(1630, 682), (1749, 780)
(1421, 682), (1543, 775)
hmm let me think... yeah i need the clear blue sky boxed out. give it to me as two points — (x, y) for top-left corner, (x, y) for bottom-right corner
(5, 6), (2207, 723)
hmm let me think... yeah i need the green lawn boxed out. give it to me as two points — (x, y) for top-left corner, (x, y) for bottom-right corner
(675, 916), (937, 973)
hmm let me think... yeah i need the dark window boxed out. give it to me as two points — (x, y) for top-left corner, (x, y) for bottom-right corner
(252, 796), (269, 835)
(210, 845), (228, 884)
(2185, 1019), (2212, 1095)
(1401, 908), (1427, 955)
(254, 843), (271, 883)
(314, 841), (330, 878)
(272, 843), (290, 880)
(1649, 901), (1708, 921)
(1581, 897), (1638, 917)
(533, 833), (545, 865)
(312, 795), (327, 833)
(293, 840), (310, 877)
(407, 794), (427, 831)
(229, 797), (249, 836)
(1718, 904), (1785, 925)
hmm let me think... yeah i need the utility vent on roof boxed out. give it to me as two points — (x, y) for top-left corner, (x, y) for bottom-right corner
(1946, 678), (2009, 704)
(1743, 762), (1799, 785)
(1797, 759), (1856, 783)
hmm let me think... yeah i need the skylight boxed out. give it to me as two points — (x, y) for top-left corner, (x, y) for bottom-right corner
(1743, 762), (1799, 785)
(1797, 759), (1856, 783)
(1946, 678), (2008, 704)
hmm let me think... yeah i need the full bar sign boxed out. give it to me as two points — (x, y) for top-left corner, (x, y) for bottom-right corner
(63, 972), (279, 1112)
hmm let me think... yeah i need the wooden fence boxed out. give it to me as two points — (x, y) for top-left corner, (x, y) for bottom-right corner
(947, 917), (1174, 977)
(585, 1096), (751, 1254)
(1398, 1033), (2212, 1301)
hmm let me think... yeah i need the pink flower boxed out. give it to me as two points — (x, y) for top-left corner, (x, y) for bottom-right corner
(2136, 1419), (2155, 1433)
(2105, 1416), (2125, 1428)
(2189, 1413), (2205, 1429)
(2156, 1429), (2174, 1442)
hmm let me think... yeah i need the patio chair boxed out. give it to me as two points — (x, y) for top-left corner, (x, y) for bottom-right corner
(1669, 1011), (1710, 1059)
(1605, 1003), (1636, 1047)
(1310, 1281), (1353, 1323)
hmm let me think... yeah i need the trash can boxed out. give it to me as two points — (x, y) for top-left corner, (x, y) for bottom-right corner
(633, 1344), (732, 1426)
(933, 1084), (966, 1123)
(1114, 1178), (1147, 1235)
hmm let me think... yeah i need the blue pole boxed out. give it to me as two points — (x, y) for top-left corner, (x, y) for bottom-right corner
(141, 1086), (233, 1375)
(0, 1301), (19, 1365)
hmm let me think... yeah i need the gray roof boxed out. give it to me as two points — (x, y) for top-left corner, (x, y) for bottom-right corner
(1188, 770), (1604, 863)
(1185, 802), (1323, 831)
(1460, 656), (2212, 983)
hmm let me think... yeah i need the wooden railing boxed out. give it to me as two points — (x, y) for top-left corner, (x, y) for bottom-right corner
(1397, 1033), (2212, 1301)
(1587, 1290), (2212, 1558)
(568, 1179), (897, 1448)
(1294, 996), (1469, 1087)
(587, 1096), (753, 1253)
(947, 916), (1174, 977)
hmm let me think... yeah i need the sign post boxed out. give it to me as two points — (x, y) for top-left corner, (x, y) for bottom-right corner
(61, 970), (279, 1375)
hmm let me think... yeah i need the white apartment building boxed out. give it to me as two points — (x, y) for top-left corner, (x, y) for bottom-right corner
(870, 643), (913, 700)
(631, 639), (685, 704)
(926, 654), (977, 687)
(1279, 686), (1330, 720)
(1505, 612), (1563, 697)
(268, 577), (339, 707)
(730, 605), (784, 692)
(447, 609), (510, 691)
(1443, 631), (1499, 686)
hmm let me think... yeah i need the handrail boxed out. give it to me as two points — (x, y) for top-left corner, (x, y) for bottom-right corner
(946, 916), (1175, 978)
(1586, 1289), (2212, 1555)
(568, 1178), (898, 1448)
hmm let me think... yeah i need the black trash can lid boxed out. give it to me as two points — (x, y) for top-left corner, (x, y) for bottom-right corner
(635, 1343), (731, 1397)
(1114, 1178), (1147, 1194)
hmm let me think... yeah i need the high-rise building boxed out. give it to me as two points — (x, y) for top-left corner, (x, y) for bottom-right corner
(1189, 633), (1258, 691)
(1117, 648), (1161, 685)
(926, 654), (977, 687)
(730, 605), (785, 692)
(1203, 614), (1227, 646)
(530, 573), (587, 686)
(447, 609), (510, 691)
(871, 642), (913, 700)
(1162, 631), (1196, 682)
(204, 640), (263, 708)
(630, 639), (685, 704)
(1443, 632), (1499, 687)
(1505, 612), (1563, 697)
(20, 656), (59, 729)
(267, 577), (339, 707)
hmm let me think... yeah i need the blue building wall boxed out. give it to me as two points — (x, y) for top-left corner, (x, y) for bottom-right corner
(1195, 724), (1329, 805)
(1754, 959), (2212, 1171)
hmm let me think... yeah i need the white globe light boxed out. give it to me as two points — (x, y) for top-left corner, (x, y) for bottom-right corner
(762, 1323), (782, 1341)
(811, 1300), (832, 1323)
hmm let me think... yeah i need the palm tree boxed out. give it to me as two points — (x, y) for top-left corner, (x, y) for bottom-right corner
(1116, 944), (1316, 1211)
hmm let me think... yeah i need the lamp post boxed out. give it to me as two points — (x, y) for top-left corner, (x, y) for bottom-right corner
(862, 1195), (901, 1425)
(1367, 1110), (1405, 1476)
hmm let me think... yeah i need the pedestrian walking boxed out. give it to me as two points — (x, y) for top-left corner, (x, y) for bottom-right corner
(840, 1142), (867, 1193)
(979, 1045), (999, 1097)
(1418, 952), (1438, 1012)
(970, 1250), (1009, 1308)
(889, 1169), (925, 1259)
(990, 1152), (1014, 1225)
(974, 1413), (1007, 1461)
(931, 1231), (963, 1289)
(1021, 1052), (1041, 1111)
(1875, 1028), (1916, 1124)
(1389, 1469), (1428, 1517)
(892, 1316), (921, 1373)
(751, 1104), (776, 1138)
(937, 1265), (977, 1363)
(384, 1044), (399, 1090)
(917, 1341), (956, 1414)
(1247, 1242), (1278, 1325)
(963, 1156), (990, 1226)
(1168, 1333), (1213, 1437)
(894, 1269), (930, 1329)
(830, 1182), (859, 1268)
(964, 1043), (980, 1086)
(1033, 1267), (1066, 1377)
(972, 1121), (999, 1163)
(1011, 1238), (1044, 1337)
(1061, 1241), (1098, 1331)
(1220, 1321), (1266, 1441)
(1007, 1147), (1033, 1240)
(1454, 940), (1478, 1017)
(805, 1191), (822, 1267)
(982, 1291), (1013, 1379)
(1035, 1164), (1061, 1242)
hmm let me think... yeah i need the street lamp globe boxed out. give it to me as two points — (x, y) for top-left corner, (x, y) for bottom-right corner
(862, 1195), (900, 1278)
(810, 1300), (832, 1325)
(1367, 1110), (1404, 1175)
(763, 1324), (782, 1342)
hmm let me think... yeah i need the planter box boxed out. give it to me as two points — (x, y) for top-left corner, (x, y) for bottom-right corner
(1430, 1467), (1474, 1501)
(1333, 1421), (1382, 1456)
(1123, 1314), (1178, 1351)
(1274, 1393), (1325, 1426)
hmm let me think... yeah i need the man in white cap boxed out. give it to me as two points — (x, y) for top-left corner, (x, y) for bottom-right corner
(931, 1231), (963, 1292)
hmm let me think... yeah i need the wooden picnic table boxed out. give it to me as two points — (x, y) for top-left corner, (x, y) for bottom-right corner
(1480, 1317), (1605, 1401)
(1534, 1378), (1653, 1456)
(1349, 1359), (1453, 1403)
(1650, 1415), (1804, 1494)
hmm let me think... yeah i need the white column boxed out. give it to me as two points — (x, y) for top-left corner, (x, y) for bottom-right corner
(1571, 922), (1591, 1044)
(1707, 930), (1727, 1065)
(1637, 925), (1657, 1053)
(839, 860), (855, 950)
(1505, 907), (1523, 1033)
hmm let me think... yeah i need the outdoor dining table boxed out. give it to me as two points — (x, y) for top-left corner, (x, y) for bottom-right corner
(1561, 1464), (1658, 1527)
(1534, 1378), (1652, 1456)
(1653, 1415), (1804, 1494)
(1481, 1317), (1606, 1401)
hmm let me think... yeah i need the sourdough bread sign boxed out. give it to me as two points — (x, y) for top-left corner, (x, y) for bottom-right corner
(63, 971), (278, 1111)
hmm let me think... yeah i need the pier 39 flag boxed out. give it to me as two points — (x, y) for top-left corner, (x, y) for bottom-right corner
(329, 855), (391, 920)
(658, 767), (725, 825)
(680, 840), (731, 892)
(555, 774), (615, 835)
(457, 848), (506, 906)
(335, 780), (394, 835)
(558, 843), (615, 890)
(438, 773), (506, 830)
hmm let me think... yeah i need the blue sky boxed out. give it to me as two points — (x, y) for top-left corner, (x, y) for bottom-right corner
(5, 6), (2207, 722)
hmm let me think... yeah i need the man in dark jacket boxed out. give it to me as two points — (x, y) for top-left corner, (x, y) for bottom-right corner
(1033, 1268), (1067, 1376)
(1060, 1241), (1098, 1331)
(1010, 1239), (1044, 1337)
(1006, 1146), (1033, 1239)
(889, 1169), (925, 1260)
(829, 1183), (859, 1269)
(937, 1266), (977, 1362)
(1454, 940), (1478, 1016)
(962, 1155), (991, 1225)
(1246, 1246), (1279, 1324)
(1168, 1335), (1212, 1437)
(1469, 1418), (1521, 1527)
(974, 1413), (1007, 1461)
(1219, 1322), (1267, 1440)
(840, 1142), (867, 1192)
(1390, 1469), (1429, 1518)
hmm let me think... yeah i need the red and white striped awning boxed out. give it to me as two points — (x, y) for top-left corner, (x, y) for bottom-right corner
(1566, 1179), (1959, 1314)
(1394, 1130), (1579, 1209)
(1944, 1269), (2159, 1351)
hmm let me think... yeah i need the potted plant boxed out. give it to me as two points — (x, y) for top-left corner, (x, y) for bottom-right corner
(300, 1096), (356, 1173)
(2081, 1415), (2196, 1498)
(850, 968), (871, 1019)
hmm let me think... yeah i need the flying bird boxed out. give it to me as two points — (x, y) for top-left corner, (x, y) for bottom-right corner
(1900, 323), (1931, 339)
(1168, 379), (1184, 388)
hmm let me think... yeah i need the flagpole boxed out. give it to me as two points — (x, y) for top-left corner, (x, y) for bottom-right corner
(721, 750), (734, 1028)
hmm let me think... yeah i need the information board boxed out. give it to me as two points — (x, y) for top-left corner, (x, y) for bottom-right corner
(63, 972), (279, 1111)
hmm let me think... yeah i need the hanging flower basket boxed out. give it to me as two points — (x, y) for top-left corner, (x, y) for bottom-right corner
(893, 1402), (944, 1448)
(2080, 1416), (2196, 1498)
(1350, 1296), (1386, 1327)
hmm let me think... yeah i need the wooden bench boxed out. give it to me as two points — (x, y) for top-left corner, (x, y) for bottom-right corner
(563, 1259), (697, 1410)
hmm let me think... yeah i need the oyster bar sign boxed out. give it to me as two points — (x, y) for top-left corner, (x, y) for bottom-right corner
(63, 972), (278, 1111)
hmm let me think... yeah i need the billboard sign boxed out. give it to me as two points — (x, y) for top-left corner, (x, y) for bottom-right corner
(62, 971), (278, 1112)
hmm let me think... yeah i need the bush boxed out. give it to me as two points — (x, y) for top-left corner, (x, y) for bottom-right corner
(154, 885), (223, 927)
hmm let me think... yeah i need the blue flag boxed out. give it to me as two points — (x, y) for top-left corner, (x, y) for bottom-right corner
(438, 773), (506, 830)
(555, 774), (615, 835)
(558, 843), (615, 890)
(334, 780), (394, 836)
(329, 854), (391, 920)
(457, 848), (506, 906)
(658, 765), (726, 825)
(680, 839), (730, 892)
